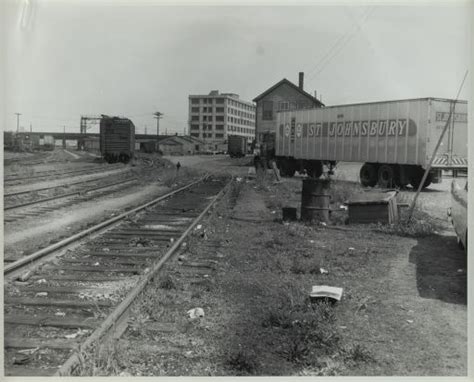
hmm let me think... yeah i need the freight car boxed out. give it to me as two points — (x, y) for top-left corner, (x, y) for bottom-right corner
(99, 116), (135, 163)
(257, 98), (467, 189)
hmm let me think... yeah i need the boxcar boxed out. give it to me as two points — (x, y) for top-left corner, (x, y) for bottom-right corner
(100, 117), (135, 163)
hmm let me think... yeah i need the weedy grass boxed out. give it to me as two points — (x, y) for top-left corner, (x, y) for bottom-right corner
(225, 350), (260, 375)
(74, 340), (125, 376)
(374, 194), (440, 237)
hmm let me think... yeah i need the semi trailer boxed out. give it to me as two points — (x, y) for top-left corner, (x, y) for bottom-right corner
(256, 98), (467, 188)
(228, 135), (247, 158)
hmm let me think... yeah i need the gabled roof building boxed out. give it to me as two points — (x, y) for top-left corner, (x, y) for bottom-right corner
(253, 72), (324, 142)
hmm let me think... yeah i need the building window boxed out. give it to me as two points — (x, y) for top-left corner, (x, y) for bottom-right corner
(191, 124), (199, 130)
(215, 133), (224, 138)
(191, 115), (199, 121)
(216, 107), (224, 113)
(216, 125), (224, 130)
(192, 107), (199, 113)
(216, 98), (224, 104)
(191, 132), (200, 137)
(279, 102), (289, 111)
(262, 101), (273, 120)
(216, 115), (224, 122)
(191, 99), (200, 104)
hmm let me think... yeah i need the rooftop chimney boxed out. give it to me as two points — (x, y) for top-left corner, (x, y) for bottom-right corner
(298, 72), (304, 90)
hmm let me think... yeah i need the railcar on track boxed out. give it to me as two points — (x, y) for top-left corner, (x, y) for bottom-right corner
(100, 116), (135, 163)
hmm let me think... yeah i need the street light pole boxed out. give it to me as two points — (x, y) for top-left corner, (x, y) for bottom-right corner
(153, 112), (163, 138)
(14, 113), (21, 133)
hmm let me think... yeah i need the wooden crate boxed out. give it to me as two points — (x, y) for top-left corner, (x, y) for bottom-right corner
(347, 191), (398, 224)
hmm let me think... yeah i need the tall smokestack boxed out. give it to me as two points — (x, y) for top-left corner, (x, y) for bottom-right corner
(298, 72), (304, 90)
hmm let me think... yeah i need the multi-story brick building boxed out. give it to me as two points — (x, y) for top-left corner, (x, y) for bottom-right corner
(253, 72), (324, 142)
(188, 91), (256, 151)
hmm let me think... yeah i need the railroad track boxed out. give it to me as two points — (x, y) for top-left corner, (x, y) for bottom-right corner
(4, 164), (124, 186)
(3, 175), (229, 376)
(3, 177), (139, 223)
(4, 152), (52, 166)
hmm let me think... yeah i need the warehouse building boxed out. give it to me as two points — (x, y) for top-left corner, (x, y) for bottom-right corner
(253, 72), (324, 142)
(158, 135), (205, 156)
(188, 90), (256, 151)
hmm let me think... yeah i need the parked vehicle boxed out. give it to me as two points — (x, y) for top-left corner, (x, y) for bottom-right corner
(448, 179), (467, 250)
(256, 98), (467, 189)
(228, 135), (247, 158)
(99, 116), (135, 163)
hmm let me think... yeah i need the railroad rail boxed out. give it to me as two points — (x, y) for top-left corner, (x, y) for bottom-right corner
(4, 177), (138, 213)
(4, 163), (124, 184)
(4, 175), (229, 376)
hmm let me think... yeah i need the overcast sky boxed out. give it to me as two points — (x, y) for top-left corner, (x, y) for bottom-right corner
(3, 1), (471, 134)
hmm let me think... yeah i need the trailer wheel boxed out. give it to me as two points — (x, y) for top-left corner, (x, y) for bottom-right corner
(360, 163), (377, 187)
(377, 165), (397, 188)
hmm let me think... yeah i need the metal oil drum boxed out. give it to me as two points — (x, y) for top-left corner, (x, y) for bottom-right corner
(300, 178), (331, 222)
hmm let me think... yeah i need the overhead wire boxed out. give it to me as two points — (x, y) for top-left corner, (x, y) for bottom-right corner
(305, 6), (376, 84)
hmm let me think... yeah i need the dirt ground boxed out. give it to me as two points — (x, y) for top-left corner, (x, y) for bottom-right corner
(84, 156), (466, 376)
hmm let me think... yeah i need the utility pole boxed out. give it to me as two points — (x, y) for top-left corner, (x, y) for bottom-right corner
(63, 125), (66, 148)
(15, 113), (21, 133)
(153, 112), (163, 137)
(30, 123), (32, 133)
(145, 125), (147, 135)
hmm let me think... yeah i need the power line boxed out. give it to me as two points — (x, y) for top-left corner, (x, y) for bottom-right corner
(306, 6), (375, 83)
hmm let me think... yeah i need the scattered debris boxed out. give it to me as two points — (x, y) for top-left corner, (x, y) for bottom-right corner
(320, 268), (329, 274)
(102, 248), (110, 252)
(65, 328), (89, 339)
(196, 224), (203, 230)
(170, 238), (175, 243)
(17, 270), (32, 282)
(17, 347), (39, 355)
(282, 207), (297, 222)
(310, 285), (343, 302)
(13, 354), (31, 365)
(144, 224), (174, 230)
(348, 247), (355, 251)
(55, 311), (66, 317)
(93, 262), (100, 266)
(36, 279), (47, 284)
(320, 222), (327, 226)
(187, 307), (205, 319)
(236, 177), (243, 182)
(406, 319), (414, 324)
(35, 292), (48, 297)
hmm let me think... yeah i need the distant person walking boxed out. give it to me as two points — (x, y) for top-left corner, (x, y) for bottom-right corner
(176, 161), (181, 172)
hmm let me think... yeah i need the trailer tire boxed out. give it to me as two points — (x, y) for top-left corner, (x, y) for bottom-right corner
(360, 163), (377, 187)
(377, 164), (397, 188)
